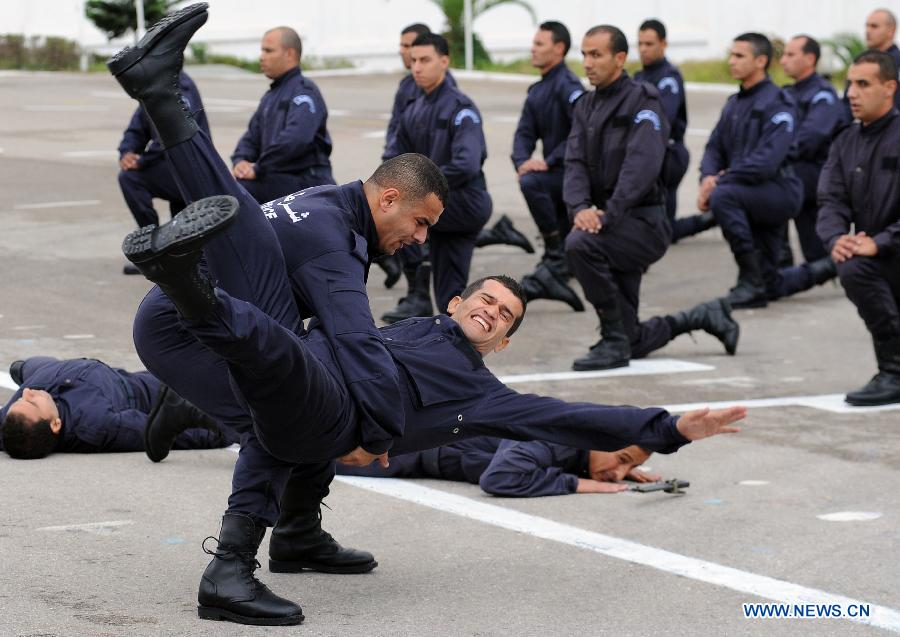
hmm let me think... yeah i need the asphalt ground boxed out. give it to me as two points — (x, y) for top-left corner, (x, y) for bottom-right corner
(0, 66), (898, 636)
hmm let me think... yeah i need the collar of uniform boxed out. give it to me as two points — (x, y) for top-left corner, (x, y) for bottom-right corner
(594, 71), (629, 98)
(792, 72), (819, 91)
(424, 77), (450, 102)
(271, 66), (302, 89)
(338, 180), (380, 259)
(861, 107), (899, 135)
(540, 60), (567, 80)
(738, 76), (772, 98)
(440, 315), (486, 369)
(642, 57), (668, 73)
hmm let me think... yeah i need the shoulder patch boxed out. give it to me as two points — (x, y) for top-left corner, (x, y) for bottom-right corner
(568, 88), (584, 104)
(454, 108), (481, 126)
(292, 94), (316, 112)
(771, 111), (795, 132)
(657, 77), (680, 94)
(634, 109), (661, 130)
(811, 90), (835, 105)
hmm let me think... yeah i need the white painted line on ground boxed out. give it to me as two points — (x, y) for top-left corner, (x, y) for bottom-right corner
(361, 130), (386, 139)
(739, 480), (770, 486)
(664, 394), (900, 414)
(61, 150), (118, 158)
(14, 199), (100, 210)
(498, 359), (715, 384)
(37, 520), (133, 535)
(337, 476), (900, 634)
(0, 372), (17, 391)
(62, 334), (94, 340)
(817, 512), (883, 522)
(23, 105), (109, 112)
(12, 325), (45, 331)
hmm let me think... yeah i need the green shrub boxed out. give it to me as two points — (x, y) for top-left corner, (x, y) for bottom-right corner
(0, 34), (80, 70)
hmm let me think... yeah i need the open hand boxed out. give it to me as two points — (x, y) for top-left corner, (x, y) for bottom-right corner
(675, 406), (746, 441)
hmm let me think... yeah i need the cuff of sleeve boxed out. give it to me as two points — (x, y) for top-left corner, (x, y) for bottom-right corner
(362, 439), (392, 455)
(564, 473), (580, 494)
(873, 232), (895, 256)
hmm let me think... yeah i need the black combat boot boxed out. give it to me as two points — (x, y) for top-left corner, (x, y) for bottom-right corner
(381, 262), (434, 323)
(572, 307), (631, 371)
(374, 253), (402, 288)
(538, 230), (571, 277)
(520, 264), (585, 312)
(475, 215), (535, 253)
(845, 336), (900, 406)
(198, 513), (304, 625)
(727, 250), (768, 309)
(672, 212), (716, 242)
(8, 360), (25, 385)
(122, 195), (238, 320)
(666, 298), (739, 355)
(807, 256), (837, 285)
(107, 3), (209, 148)
(270, 507), (378, 574)
(144, 385), (221, 462)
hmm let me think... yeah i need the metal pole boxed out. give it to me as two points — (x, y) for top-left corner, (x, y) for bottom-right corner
(464, 0), (473, 70)
(134, 0), (146, 44)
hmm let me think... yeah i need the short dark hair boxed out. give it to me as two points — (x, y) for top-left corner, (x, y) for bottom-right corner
(412, 33), (450, 56)
(461, 275), (527, 337)
(2, 412), (58, 459)
(584, 25), (629, 56)
(539, 21), (571, 55)
(268, 26), (302, 60)
(734, 32), (773, 69)
(639, 19), (667, 41)
(369, 153), (449, 206)
(853, 49), (899, 83)
(793, 34), (821, 64)
(402, 23), (431, 37)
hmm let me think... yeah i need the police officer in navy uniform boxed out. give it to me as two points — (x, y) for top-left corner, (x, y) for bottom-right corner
(117, 70), (209, 274)
(231, 26), (334, 204)
(635, 20), (715, 243)
(767, 35), (844, 298)
(108, 6), (448, 625)
(510, 21), (586, 313)
(382, 33), (492, 321)
(865, 9), (900, 108)
(110, 7), (744, 622)
(698, 33), (802, 309)
(0, 357), (225, 459)
(817, 50), (900, 407)
(338, 437), (659, 497)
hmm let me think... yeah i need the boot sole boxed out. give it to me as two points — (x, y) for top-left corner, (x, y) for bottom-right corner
(572, 359), (630, 372)
(269, 558), (378, 574)
(197, 606), (304, 626)
(844, 394), (900, 407)
(123, 195), (238, 266)
(107, 3), (209, 75)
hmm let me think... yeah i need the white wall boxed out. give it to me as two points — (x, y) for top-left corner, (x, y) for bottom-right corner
(4, 0), (899, 70)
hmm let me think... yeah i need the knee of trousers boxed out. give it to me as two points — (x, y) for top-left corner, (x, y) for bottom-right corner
(132, 287), (180, 372)
(117, 169), (142, 191)
(708, 183), (742, 214)
(564, 228), (605, 260)
(518, 171), (545, 197)
(837, 255), (881, 290)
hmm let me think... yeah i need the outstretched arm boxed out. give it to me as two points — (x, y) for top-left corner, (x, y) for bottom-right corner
(675, 406), (746, 440)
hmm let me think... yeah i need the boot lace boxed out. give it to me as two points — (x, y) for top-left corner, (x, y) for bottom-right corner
(202, 535), (269, 591)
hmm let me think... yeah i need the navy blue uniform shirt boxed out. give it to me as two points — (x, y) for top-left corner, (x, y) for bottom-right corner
(337, 315), (692, 457)
(0, 359), (158, 453)
(232, 67), (332, 177)
(563, 72), (669, 226)
(384, 77), (488, 191)
(260, 181), (402, 455)
(511, 62), (584, 171)
(784, 72), (842, 165)
(118, 71), (209, 168)
(635, 57), (687, 143)
(700, 78), (798, 185)
(817, 108), (900, 255)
